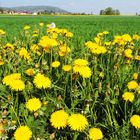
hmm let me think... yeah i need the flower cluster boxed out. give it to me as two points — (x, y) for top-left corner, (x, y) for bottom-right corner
(3, 73), (25, 91)
(73, 59), (91, 78)
(50, 110), (103, 139)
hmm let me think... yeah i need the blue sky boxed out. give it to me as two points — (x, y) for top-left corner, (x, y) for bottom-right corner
(0, 0), (140, 14)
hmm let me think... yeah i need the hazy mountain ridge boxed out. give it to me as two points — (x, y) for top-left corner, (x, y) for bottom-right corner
(2, 6), (69, 13)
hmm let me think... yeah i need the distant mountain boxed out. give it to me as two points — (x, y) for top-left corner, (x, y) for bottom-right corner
(2, 6), (69, 13)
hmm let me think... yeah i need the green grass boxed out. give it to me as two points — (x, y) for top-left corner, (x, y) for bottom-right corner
(1, 15), (140, 38)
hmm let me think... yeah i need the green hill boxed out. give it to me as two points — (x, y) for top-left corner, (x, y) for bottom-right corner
(2, 6), (69, 14)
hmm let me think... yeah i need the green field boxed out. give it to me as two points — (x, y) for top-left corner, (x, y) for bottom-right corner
(1, 15), (140, 38)
(1, 15), (140, 55)
(1, 15), (140, 140)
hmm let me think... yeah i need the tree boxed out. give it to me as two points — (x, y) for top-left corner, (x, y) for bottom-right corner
(115, 9), (120, 15)
(100, 7), (120, 15)
(0, 7), (3, 14)
(100, 10), (105, 15)
(105, 7), (114, 15)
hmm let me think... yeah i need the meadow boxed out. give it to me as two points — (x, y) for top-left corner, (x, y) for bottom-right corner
(0, 15), (140, 140)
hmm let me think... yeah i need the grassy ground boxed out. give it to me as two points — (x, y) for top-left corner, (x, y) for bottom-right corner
(1, 15), (140, 37)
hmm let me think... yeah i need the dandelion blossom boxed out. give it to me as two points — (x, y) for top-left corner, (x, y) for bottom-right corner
(133, 73), (138, 80)
(68, 114), (88, 131)
(39, 22), (44, 26)
(26, 98), (42, 112)
(122, 92), (134, 102)
(5, 43), (14, 50)
(3, 73), (21, 86)
(74, 59), (88, 67)
(130, 115), (140, 129)
(127, 81), (138, 90)
(50, 110), (69, 129)
(24, 26), (30, 30)
(73, 58), (91, 79)
(124, 49), (133, 59)
(79, 66), (91, 78)
(33, 73), (51, 89)
(89, 127), (103, 140)
(10, 80), (25, 91)
(25, 68), (35, 76)
(51, 61), (60, 68)
(62, 65), (71, 72)
(3, 73), (25, 91)
(14, 126), (32, 140)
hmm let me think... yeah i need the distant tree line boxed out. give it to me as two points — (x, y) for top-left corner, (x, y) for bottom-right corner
(0, 7), (4, 13)
(100, 7), (120, 15)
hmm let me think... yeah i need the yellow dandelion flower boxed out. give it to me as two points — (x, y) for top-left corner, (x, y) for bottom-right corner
(122, 34), (132, 42)
(74, 59), (88, 67)
(73, 65), (81, 73)
(30, 44), (39, 53)
(124, 49), (133, 59)
(14, 126), (32, 140)
(135, 55), (140, 61)
(79, 66), (91, 78)
(50, 110), (69, 129)
(5, 43), (14, 50)
(39, 22), (44, 26)
(26, 98), (42, 112)
(39, 36), (58, 48)
(89, 127), (103, 140)
(32, 34), (38, 37)
(68, 114), (88, 131)
(99, 72), (104, 78)
(0, 58), (4, 65)
(103, 31), (109, 35)
(3, 73), (25, 91)
(25, 68), (35, 76)
(33, 73), (51, 89)
(97, 32), (104, 37)
(3, 73), (21, 86)
(43, 101), (49, 106)
(19, 47), (31, 60)
(62, 65), (71, 72)
(19, 47), (27, 56)
(138, 91), (140, 95)
(133, 34), (140, 41)
(133, 73), (138, 80)
(10, 80), (25, 91)
(73, 59), (91, 78)
(127, 80), (138, 90)
(24, 26), (31, 30)
(51, 32), (58, 39)
(0, 122), (4, 135)
(51, 61), (60, 68)
(130, 115), (140, 129)
(113, 35), (125, 46)
(85, 41), (96, 49)
(65, 32), (73, 38)
(90, 45), (107, 55)
(0, 29), (6, 35)
(122, 92), (134, 102)
(59, 44), (71, 57)
(3, 76), (12, 86)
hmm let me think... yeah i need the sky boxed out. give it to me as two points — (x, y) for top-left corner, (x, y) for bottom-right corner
(0, 0), (140, 14)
